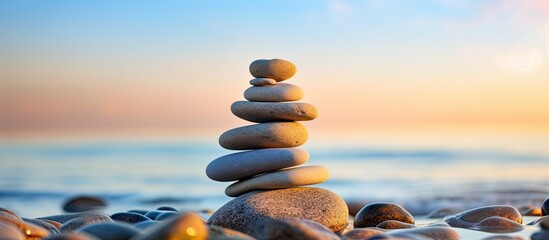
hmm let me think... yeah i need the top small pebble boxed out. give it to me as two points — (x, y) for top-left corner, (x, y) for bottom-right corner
(249, 59), (296, 81)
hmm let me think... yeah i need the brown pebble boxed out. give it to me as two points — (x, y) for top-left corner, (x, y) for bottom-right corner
(0, 215), (50, 239)
(342, 228), (385, 240)
(132, 212), (207, 240)
(23, 217), (60, 235)
(249, 59), (296, 81)
(43, 219), (63, 229)
(537, 216), (549, 229)
(390, 226), (460, 240)
(62, 195), (107, 213)
(244, 83), (304, 102)
(482, 235), (524, 240)
(249, 78), (277, 86)
(354, 202), (414, 228)
(518, 204), (541, 216)
(207, 225), (254, 239)
(376, 220), (416, 229)
(0, 208), (23, 222)
(472, 216), (524, 233)
(0, 221), (25, 240)
(249, 218), (340, 240)
(443, 205), (522, 230)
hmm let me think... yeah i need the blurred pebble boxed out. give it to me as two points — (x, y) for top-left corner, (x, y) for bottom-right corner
(376, 220), (416, 229)
(156, 206), (178, 212)
(0, 208), (23, 222)
(250, 78), (277, 86)
(248, 218), (339, 240)
(43, 219), (63, 229)
(154, 211), (180, 221)
(536, 216), (549, 229)
(389, 226), (460, 240)
(426, 222), (451, 228)
(144, 210), (170, 220)
(38, 212), (111, 224)
(518, 204), (541, 216)
(542, 197), (549, 216)
(0, 221), (25, 240)
(110, 212), (151, 224)
(127, 210), (148, 215)
(531, 231), (549, 240)
(482, 235), (524, 240)
(0, 215), (50, 239)
(354, 202), (414, 228)
(79, 222), (139, 240)
(62, 195), (107, 213)
(23, 217), (60, 234)
(44, 232), (101, 240)
(133, 220), (158, 230)
(60, 216), (113, 233)
(443, 205), (522, 231)
(132, 212), (207, 240)
(207, 225), (255, 239)
(342, 228), (385, 240)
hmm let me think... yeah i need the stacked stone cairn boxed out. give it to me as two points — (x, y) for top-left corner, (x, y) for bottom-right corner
(206, 59), (349, 235)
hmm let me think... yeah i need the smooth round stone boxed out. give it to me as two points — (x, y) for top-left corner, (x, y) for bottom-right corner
(23, 217), (61, 235)
(390, 227), (460, 240)
(0, 221), (25, 240)
(79, 222), (139, 240)
(44, 233), (100, 240)
(38, 212), (111, 224)
(342, 228), (385, 240)
(244, 83), (304, 102)
(249, 59), (296, 81)
(248, 218), (340, 240)
(532, 231), (549, 240)
(518, 204), (542, 216)
(249, 78), (277, 86)
(354, 202), (415, 228)
(154, 212), (180, 221)
(443, 205), (522, 229)
(470, 216), (524, 233)
(144, 211), (170, 220)
(60, 216), (113, 233)
(206, 148), (309, 182)
(133, 221), (158, 230)
(208, 187), (348, 235)
(62, 195), (107, 213)
(110, 212), (151, 224)
(376, 220), (416, 229)
(208, 225), (255, 240)
(132, 212), (207, 240)
(538, 216), (549, 229)
(219, 122), (308, 150)
(0, 215), (50, 239)
(0, 208), (23, 222)
(542, 197), (549, 216)
(225, 166), (329, 197)
(231, 101), (318, 123)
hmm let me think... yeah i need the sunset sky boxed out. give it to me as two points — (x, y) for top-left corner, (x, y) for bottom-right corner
(1, 0), (548, 139)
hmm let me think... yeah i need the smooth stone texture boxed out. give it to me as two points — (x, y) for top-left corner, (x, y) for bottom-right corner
(443, 205), (522, 229)
(518, 204), (542, 216)
(133, 221), (158, 230)
(249, 78), (277, 86)
(470, 216), (524, 233)
(225, 165), (329, 197)
(0, 215), (50, 239)
(543, 197), (549, 216)
(156, 206), (178, 212)
(60, 216), (113, 233)
(23, 217), (61, 235)
(532, 231), (549, 240)
(144, 211), (170, 220)
(248, 218), (340, 240)
(154, 212), (181, 221)
(206, 148), (309, 182)
(354, 202), (415, 228)
(376, 220), (416, 229)
(482, 236), (524, 240)
(538, 216), (549, 229)
(231, 101), (318, 123)
(39, 212), (111, 224)
(249, 59), (296, 81)
(219, 122), (308, 150)
(110, 212), (151, 224)
(208, 187), (348, 234)
(244, 83), (303, 102)
(79, 222), (139, 240)
(62, 195), (107, 213)
(390, 227), (460, 240)
(44, 233), (100, 240)
(0, 221), (25, 240)
(207, 225), (255, 240)
(0, 208), (23, 222)
(342, 228), (385, 240)
(132, 212), (207, 240)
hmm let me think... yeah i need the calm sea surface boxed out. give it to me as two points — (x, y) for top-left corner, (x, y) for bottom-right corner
(1, 136), (549, 218)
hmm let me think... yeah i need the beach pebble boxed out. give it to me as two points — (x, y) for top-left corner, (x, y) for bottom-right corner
(206, 148), (309, 182)
(342, 228), (385, 240)
(249, 59), (296, 81)
(132, 212), (207, 240)
(156, 206), (178, 212)
(133, 221), (158, 230)
(250, 78), (277, 86)
(536, 216), (549, 229)
(78, 222), (139, 240)
(225, 165), (329, 197)
(110, 212), (151, 224)
(0, 215), (50, 239)
(231, 101), (318, 123)
(60, 215), (113, 233)
(207, 225), (255, 240)
(62, 195), (107, 213)
(542, 197), (549, 216)
(144, 210), (170, 220)
(376, 220), (416, 229)
(481, 236), (524, 240)
(472, 216), (524, 233)
(154, 211), (181, 221)
(244, 83), (303, 102)
(0, 208), (23, 222)
(208, 187), (348, 235)
(443, 205), (522, 231)
(39, 212), (111, 224)
(354, 202), (415, 228)
(518, 204), (541, 216)
(389, 227), (460, 240)
(219, 122), (308, 150)
(23, 217), (61, 234)
(532, 231), (549, 240)
(248, 218), (340, 240)
(44, 233), (101, 240)
(0, 221), (25, 240)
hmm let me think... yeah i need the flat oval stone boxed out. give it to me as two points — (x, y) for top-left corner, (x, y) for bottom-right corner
(248, 218), (340, 240)
(206, 148), (309, 182)
(110, 212), (151, 224)
(249, 59), (296, 81)
(470, 216), (524, 233)
(219, 122), (308, 150)
(132, 212), (207, 240)
(354, 202), (415, 228)
(208, 187), (348, 235)
(244, 83), (303, 102)
(62, 195), (107, 213)
(342, 228), (385, 240)
(23, 218), (60, 235)
(231, 101), (318, 123)
(443, 205), (521, 229)
(376, 220), (416, 229)
(249, 78), (277, 86)
(78, 222), (139, 240)
(225, 166), (329, 197)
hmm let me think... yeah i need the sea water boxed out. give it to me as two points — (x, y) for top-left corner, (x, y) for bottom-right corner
(1, 136), (549, 218)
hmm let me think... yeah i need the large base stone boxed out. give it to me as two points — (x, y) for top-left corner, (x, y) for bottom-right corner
(207, 187), (348, 235)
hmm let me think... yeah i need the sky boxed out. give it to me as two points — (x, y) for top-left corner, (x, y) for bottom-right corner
(1, 0), (549, 139)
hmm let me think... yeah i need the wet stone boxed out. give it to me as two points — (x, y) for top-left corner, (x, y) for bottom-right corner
(443, 205), (522, 232)
(0, 221), (25, 240)
(23, 217), (61, 235)
(78, 222), (139, 240)
(144, 210), (171, 220)
(62, 195), (107, 213)
(110, 212), (151, 224)
(0, 215), (50, 239)
(133, 220), (158, 230)
(543, 197), (549, 216)
(43, 233), (101, 240)
(341, 228), (385, 240)
(354, 202), (415, 228)
(471, 216), (524, 233)
(389, 227), (460, 240)
(0, 208), (23, 222)
(376, 220), (416, 229)
(154, 211), (180, 221)
(132, 212), (207, 240)
(207, 225), (255, 240)
(60, 216), (113, 233)
(248, 218), (340, 240)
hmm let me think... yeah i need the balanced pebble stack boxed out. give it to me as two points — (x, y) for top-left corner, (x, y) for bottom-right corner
(206, 59), (328, 197)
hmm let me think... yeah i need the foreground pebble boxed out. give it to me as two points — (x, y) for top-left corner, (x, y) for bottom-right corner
(225, 165), (329, 197)
(249, 59), (296, 81)
(132, 212), (207, 240)
(388, 226), (460, 240)
(231, 101), (318, 123)
(208, 187), (348, 235)
(206, 148), (309, 182)
(443, 205), (522, 233)
(0, 221), (25, 240)
(219, 122), (308, 150)
(62, 195), (107, 213)
(354, 202), (415, 228)
(543, 197), (549, 216)
(79, 222), (139, 240)
(249, 218), (340, 240)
